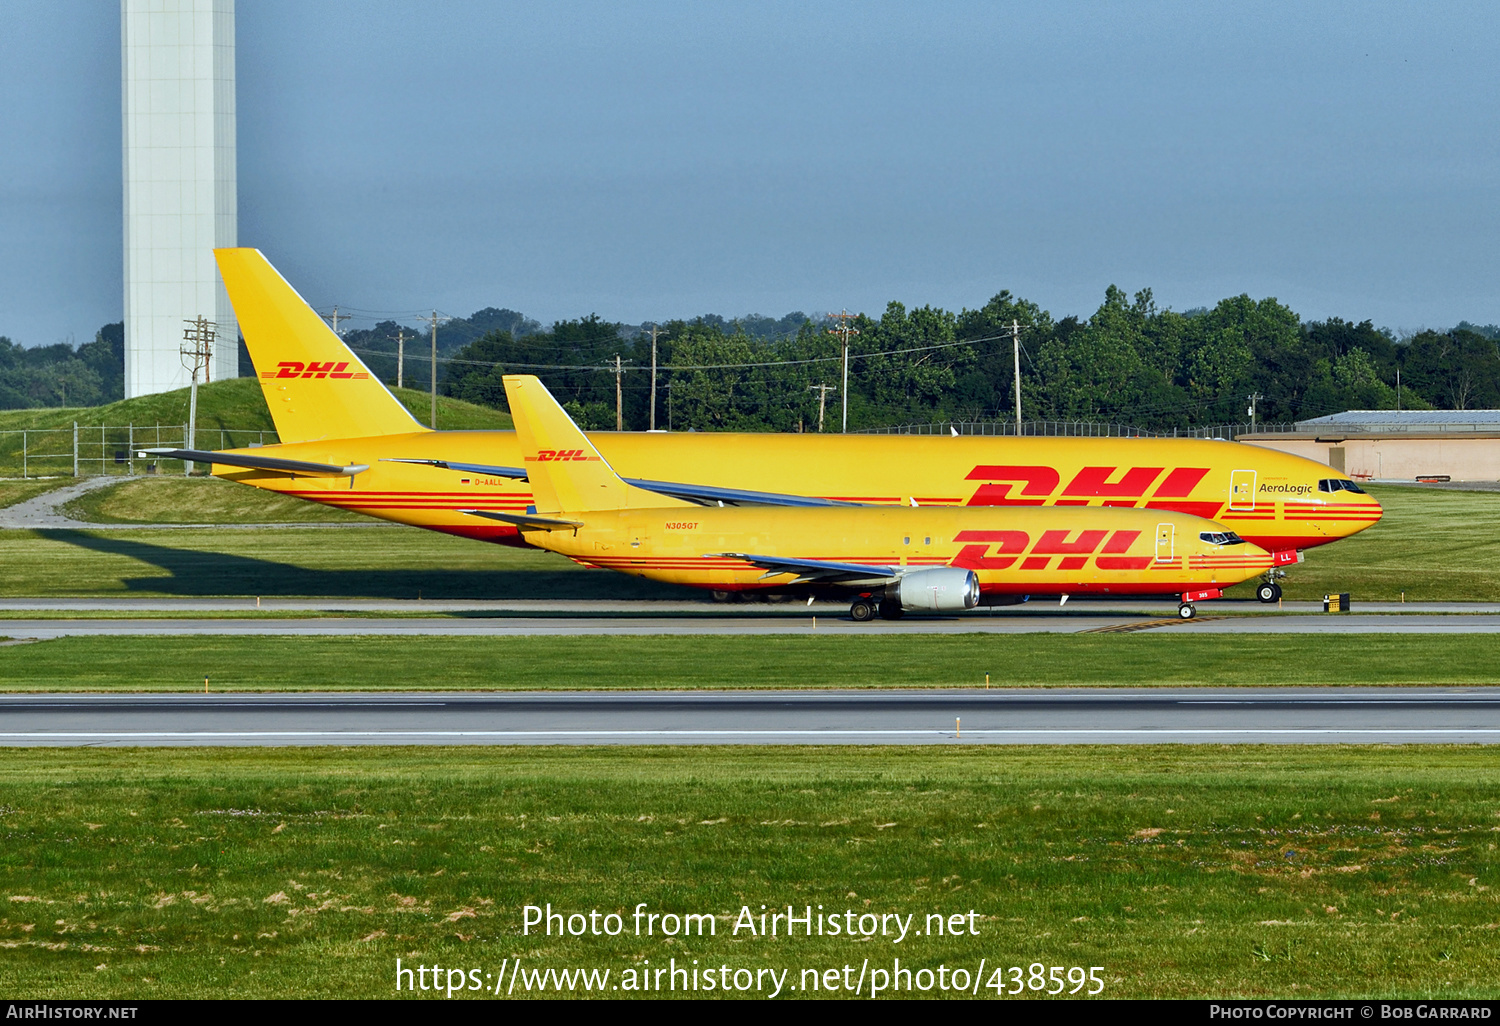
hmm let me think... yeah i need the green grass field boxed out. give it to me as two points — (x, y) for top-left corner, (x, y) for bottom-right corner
(0, 525), (687, 600)
(1292, 485), (1500, 601)
(0, 479), (62, 509)
(3, 634), (1499, 692)
(0, 746), (1496, 999)
(60, 477), (368, 524)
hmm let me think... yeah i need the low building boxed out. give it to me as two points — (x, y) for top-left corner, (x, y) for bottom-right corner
(1239, 411), (1500, 483)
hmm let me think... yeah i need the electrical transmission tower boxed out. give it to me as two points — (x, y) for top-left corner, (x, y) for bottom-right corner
(179, 315), (215, 474)
(807, 384), (836, 432)
(826, 310), (859, 432)
(613, 355), (631, 430)
(418, 311), (451, 428)
(646, 324), (668, 430)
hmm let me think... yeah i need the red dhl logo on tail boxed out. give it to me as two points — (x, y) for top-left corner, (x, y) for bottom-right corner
(527, 449), (599, 462)
(261, 361), (367, 380)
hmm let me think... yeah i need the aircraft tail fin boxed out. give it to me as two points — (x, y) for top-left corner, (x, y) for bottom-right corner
(214, 248), (425, 443)
(502, 374), (689, 513)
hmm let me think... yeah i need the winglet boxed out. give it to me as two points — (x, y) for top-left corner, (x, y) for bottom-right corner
(501, 375), (689, 513)
(215, 248), (424, 443)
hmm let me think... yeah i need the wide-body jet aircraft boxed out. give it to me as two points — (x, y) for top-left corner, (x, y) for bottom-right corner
(145, 249), (1380, 606)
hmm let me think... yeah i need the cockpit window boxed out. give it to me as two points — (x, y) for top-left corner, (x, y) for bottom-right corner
(1318, 478), (1366, 494)
(1199, 531), (1246, 546)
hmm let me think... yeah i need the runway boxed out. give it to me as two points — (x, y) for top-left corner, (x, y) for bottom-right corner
(4, 612), (1500, 638)
(3, 688), (1498, 745)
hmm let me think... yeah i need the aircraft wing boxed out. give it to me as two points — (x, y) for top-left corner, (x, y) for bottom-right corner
(712, 552), (899, 585)
(459, 509), (584, 530)
(383, 459), (857, 506)
(137, 448), (367, 477)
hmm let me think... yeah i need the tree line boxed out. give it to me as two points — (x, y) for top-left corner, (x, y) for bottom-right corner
(435, 289), (1500, 432)
(4, 292), (1500, 432)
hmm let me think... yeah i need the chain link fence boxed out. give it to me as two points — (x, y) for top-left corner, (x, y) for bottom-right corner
(0, 425), (279, 478)
(856, 419), (1298, 439)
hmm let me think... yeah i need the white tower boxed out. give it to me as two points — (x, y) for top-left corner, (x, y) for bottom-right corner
(121, 0), (237, 398)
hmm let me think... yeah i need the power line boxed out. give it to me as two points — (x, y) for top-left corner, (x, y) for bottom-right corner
(344, 329), (1026, 375)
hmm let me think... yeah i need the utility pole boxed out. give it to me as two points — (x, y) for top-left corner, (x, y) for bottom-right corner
(1011, 319), (1022, 436)
(418, 311), (449, 428)
(615, 355), (625, 430)
(647, 325), (668, 430)
(1396, 368), (1402, 411)
(395, 327), (407, 389)
(180, 315), (215, 474)
(807, 384), (836, 432)
(1247, 392), (1264, 431)
(320, 306), (342, 336)
(826, 310), (859, 433)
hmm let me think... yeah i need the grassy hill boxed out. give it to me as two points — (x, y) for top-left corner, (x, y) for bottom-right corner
(0, 379), (514, 477)
(0, 378), (513, 434)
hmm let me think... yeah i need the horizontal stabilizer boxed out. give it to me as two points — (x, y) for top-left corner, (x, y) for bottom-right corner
(460, 509), (584, 530)
(382, 458), (528, 480)
(137, 448), (367, 477)
(711, 552), (898, 585)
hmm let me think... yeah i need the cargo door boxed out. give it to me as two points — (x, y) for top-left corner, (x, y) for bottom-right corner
(1230, 469), (1257, 511)
(1155, 522), (1174, 562)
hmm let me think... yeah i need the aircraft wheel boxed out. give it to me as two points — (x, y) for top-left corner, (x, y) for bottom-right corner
(1256, 581), (1282, 603)
(878, 599), (904, 620)
(850, 599), (876, 622)
(1177, 602), (1197, 620)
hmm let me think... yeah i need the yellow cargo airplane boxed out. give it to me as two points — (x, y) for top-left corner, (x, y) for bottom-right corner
(143, 249), (1377, 606)
(489, 373), (1286, 619)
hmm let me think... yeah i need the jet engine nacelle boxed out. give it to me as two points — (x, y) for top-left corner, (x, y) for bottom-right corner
(895, 567), (980, 612)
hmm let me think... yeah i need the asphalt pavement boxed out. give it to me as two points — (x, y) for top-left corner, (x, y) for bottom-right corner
(2, 688), (1497, 746)
(2, 611), (1500, 638)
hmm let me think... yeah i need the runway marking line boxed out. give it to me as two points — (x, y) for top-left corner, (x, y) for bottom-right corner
(1079, 616), (1229, 634)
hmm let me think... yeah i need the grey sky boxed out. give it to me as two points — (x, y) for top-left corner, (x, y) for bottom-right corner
(2, 1), (1496, 346)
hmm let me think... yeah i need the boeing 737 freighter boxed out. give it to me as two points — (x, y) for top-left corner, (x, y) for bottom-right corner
(489, 374), (1287, 619)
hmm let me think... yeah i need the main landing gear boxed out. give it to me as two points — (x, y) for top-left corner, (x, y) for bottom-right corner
(1255, 580), (1283, 603)
(849, 597), (905, 621)
(1177, 602), (1197, 620)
